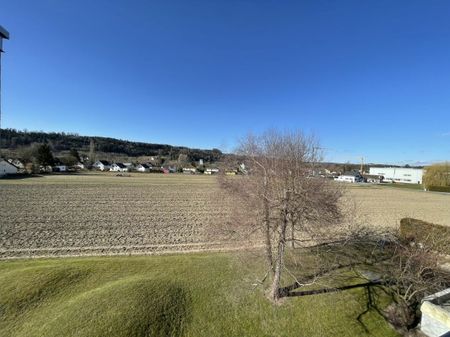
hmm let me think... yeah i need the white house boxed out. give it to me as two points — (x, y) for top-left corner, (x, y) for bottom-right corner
(110, 163), (128, 172)
(53, 165), (67, 172)
(0, 158), (18, 177)
(136, 163), (151, 172)
(334, 172), (364, 183)
(369, 167), (423, 184)
(204, 168), (219, 175)
(7, 159), (24, 170)
(93, 160), (111, 171)
(123, 163), (134, 170)
(183, 167), (196, 174)
(74, 162), (85, 170)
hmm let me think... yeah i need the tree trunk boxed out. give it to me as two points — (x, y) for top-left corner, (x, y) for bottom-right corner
(270, 191), (289, 301)
(291, 220), (295, 249)
(263, 175), (273, 270)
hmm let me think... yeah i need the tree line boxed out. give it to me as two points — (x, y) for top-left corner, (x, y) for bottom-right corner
(0, 128), (223, 162)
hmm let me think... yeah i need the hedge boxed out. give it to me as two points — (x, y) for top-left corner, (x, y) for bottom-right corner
(427, 186), (450, 193)
(400, 218), (450, 255)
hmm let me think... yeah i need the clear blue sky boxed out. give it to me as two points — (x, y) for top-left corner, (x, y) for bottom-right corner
(1, 0), (449, 164)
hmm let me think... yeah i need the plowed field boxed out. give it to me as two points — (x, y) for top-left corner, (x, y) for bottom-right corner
(1, 174), (448, 258)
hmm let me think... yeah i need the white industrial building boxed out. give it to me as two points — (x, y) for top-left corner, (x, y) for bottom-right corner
(369, 167), (423, 184)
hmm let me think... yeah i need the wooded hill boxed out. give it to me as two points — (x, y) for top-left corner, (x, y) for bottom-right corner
(0, 129), (223, 162)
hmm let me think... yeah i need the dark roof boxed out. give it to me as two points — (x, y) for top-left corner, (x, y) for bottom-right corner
(363, 174), (383, 179)
(98, 160), (110, 165)
(114, 163), (126, 168)
(342, 171), (361, 177)
(0, 158), (18, 169)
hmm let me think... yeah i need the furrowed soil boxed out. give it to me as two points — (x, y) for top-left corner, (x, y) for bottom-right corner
(1, 173), (448, 258)
(0, 173), (236, 258)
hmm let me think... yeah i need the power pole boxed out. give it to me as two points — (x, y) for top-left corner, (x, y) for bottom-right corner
(0, 25), (10, 157)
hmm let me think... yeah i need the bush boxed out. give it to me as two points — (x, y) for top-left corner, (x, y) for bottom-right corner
(427, 185), (450, 193)
(400, 218), (450, 254)
(423, 162), (450, 189)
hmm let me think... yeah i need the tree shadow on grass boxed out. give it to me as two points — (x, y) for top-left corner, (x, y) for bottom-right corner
(0, 173), (44, 180)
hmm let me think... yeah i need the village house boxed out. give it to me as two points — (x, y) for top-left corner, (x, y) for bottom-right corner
(334, 171), (364, 183)
(7, 159), (24, 171)
(0, 158), (18, 177)
(74, 162), (85, 170)
(93, 160), (111, 171)
(363, 174), (384, 183)
(110, 163), (128, 172)
(136, 163), (151, 172)
(183, 167), (196, 174)
(52, 165), (67, 172)
(204, 168), (219, 175)
(225, 169), (238, 176)
(123, 163), (135, 171)
(52, 159), (67, 172)
(39, 165), (53, 173)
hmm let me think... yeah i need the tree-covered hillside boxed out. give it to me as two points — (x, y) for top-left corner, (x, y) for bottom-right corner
(0, 129), (222, 162)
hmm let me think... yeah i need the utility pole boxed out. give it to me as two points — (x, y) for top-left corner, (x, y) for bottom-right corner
(0, 25), (10, 157)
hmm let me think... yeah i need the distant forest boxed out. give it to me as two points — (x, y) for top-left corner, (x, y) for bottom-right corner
(0, 129), (223, 162)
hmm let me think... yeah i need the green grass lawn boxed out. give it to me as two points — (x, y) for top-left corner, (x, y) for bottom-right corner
(0, 253), (398, 337)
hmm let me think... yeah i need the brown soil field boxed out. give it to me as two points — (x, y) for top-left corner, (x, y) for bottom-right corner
(0, 173), (234, 258)
(1, 173), (448, 258)
(347, 184), (450, 228)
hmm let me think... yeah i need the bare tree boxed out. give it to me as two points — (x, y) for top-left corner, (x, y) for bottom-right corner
(88, 138), (96, 165)
(219, 130), (344, 301)
(378, 233), (450, 331)
(310, 225), (450, 332)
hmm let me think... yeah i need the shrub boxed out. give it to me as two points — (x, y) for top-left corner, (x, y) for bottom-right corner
(400, 218), (450, 254)
(427, 185), (450, 193)
(423, 162), (450, 189)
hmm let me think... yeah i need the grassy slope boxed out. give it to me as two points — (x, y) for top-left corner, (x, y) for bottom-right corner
(0, 253), (398, 337)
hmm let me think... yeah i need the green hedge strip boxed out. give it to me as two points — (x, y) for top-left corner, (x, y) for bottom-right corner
(428, 186), (450, 193)
(400, 218), (450, 255)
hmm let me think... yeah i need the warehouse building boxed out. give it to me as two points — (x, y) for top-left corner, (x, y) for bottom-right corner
(369, 167), (423, 184)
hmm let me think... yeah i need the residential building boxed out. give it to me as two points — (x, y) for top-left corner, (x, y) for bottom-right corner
(0, 158), (18, 177)
(7, 159), (24, 170)
(93, 160), (111, 171)
(74, 162), (85, 170)
(205, 168), (219, 175)
(334, 171), (364, 183)
(136, 163), (151, 172)
(110, 163), (128, 172)
(183, 168), (196, 174)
